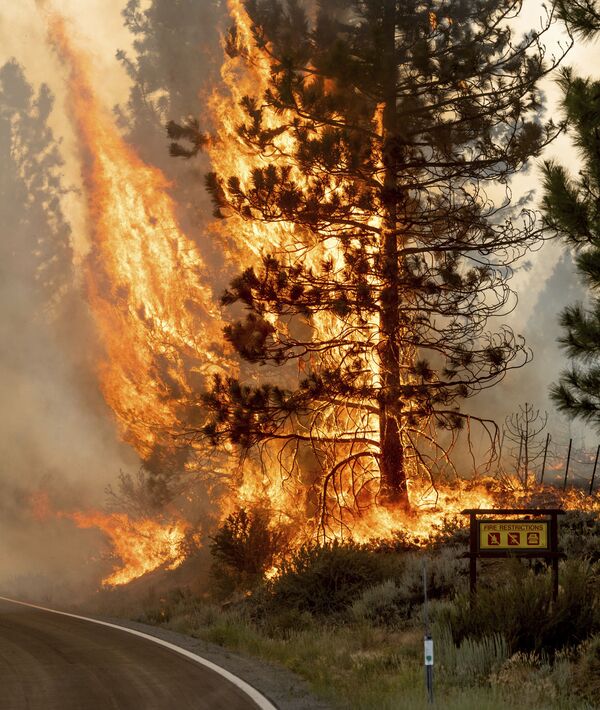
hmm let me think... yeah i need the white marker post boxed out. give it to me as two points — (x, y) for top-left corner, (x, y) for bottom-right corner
(423, 561), (434, 705)
(424, 633), (434, 704)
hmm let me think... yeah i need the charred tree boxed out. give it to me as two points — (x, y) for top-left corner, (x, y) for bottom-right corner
(174, 0), (570, 527)
(503, 402), (549, 489)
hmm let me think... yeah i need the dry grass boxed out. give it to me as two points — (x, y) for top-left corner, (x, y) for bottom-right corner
(133, 593), (594, 710)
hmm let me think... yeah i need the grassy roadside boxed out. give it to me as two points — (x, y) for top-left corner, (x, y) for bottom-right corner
(93, 509), (599, 709)
(131, 587), (596, 709)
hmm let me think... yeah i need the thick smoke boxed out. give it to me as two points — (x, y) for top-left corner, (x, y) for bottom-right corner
(115, 0), (227, 239)
(0, 59), (137, 600)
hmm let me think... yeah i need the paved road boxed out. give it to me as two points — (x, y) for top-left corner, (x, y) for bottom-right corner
(0, 598), (267, 709)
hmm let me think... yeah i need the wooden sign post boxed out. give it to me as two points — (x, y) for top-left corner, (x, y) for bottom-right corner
(461, 509), (565, 603)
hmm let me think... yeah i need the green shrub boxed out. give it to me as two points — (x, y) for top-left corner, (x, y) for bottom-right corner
(209, 508), (285, 597)
(269, 541), (402, 615)
(350, 580), (405, 626)
(400, 549), (467, 601)
(559, 511), (600, 562)
(439, 560), (599, 657)
(435, 622), (509, 684)
(543, 559), (599, 650)
(490, 652), (560, 706)
(573, 634), (600, 704)
(260, 607), (314, 639)
(348, 550), (467, 627)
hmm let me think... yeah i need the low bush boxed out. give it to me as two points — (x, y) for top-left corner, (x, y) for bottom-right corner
(400, 548), (467, 600)
(559, 511), (600, 562)
(439, 560), (599, 657)
(268, 541), (403, 616)
(573, 634), (600, 704)
(349, 549), (468, 627)
(209, 508), (286, 598)
(428, 514), (471, 549)
(260, 607), (314, 639)
(435, 622), (509, 684)
(490, 652), (562, 706)
(350, 580), (405, 626)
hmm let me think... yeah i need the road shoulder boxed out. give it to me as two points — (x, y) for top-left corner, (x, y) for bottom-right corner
(90, 614), (332, 710)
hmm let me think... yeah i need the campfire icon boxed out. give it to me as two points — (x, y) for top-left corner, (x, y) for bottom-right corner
(508, 532), (521, 546)
(487, 532), (501, 546)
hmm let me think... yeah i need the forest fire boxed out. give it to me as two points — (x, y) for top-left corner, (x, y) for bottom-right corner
(6, 3), (599, 704)
(199, 0), (487, 532)
(39, 1), (599, 591)
(30, 492), (190, 586)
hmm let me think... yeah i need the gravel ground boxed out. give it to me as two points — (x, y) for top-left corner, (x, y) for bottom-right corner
(95, 614), (332, 710)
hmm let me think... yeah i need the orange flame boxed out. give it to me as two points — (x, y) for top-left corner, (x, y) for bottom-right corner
(47, 14), (231, 459)
(41, 5), (599, 571)
(30, 492), (191, 586)
(206, 0), (425, 537)
(70, 511), (190, 586)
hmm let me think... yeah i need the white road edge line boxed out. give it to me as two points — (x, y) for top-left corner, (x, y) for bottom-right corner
(0, 596), (278, 710)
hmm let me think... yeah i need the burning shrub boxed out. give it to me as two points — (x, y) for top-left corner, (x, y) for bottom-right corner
(209, 508), (285, 597)
(427, 516), (471, 550)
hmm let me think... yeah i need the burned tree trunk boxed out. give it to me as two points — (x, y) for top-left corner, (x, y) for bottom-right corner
(379, 0), (409, 508)
(191, 0), (565, 534)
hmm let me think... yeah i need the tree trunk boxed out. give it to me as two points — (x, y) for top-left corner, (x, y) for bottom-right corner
(379, 0), (409, 509)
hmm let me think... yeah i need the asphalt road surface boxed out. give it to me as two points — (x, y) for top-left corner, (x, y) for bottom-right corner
(0, 598), (270, 709)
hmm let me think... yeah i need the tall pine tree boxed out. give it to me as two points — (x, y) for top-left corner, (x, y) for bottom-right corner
(543, 66), (600, 426)
(175, 0), (568, 522)
(0, 59), (73, 317)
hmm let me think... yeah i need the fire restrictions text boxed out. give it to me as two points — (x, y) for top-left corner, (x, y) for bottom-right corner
(478, 521), (549, 550)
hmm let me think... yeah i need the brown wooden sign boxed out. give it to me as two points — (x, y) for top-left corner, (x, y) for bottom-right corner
(462, 509), (565, 602)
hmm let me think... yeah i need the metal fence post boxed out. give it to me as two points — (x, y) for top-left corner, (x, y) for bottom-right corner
(423, 561), (434, 705)
(563, 439), (572, 491)
(590, 445), (599, 495)
(540, 433), (551, 485)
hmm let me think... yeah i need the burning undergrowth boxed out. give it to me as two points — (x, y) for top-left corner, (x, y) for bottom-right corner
(30, 490), (197, 587)
(29, 1), (598, 594)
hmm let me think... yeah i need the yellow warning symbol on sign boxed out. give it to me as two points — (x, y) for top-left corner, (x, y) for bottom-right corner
(479, 521), (549, 550)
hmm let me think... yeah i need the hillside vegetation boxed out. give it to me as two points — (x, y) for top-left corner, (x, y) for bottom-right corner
(96, 508), (600, 709)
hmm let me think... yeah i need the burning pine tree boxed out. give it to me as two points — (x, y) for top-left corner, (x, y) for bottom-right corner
(171, 0), (569, 533)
